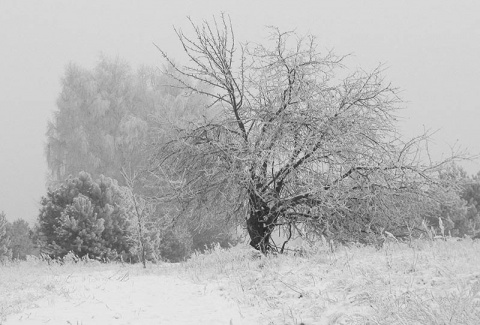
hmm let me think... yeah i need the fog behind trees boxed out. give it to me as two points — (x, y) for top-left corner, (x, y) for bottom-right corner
(0, 1), (479, 225)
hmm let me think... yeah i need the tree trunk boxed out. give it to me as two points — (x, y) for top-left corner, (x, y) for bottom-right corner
(247, 191), (276, 254)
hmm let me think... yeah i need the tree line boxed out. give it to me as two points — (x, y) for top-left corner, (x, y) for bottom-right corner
(38, 53), (239, 263)
(2, 15), (479, 263)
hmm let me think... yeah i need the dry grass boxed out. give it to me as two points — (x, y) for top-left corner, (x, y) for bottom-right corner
(1, 239), (479, 324)
(172, 239), (480, 325)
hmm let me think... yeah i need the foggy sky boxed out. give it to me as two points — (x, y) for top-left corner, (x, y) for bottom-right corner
(1, 0), (479, 224)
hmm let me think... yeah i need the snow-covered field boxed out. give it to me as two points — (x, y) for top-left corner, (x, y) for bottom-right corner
(1, 239), (479, 325)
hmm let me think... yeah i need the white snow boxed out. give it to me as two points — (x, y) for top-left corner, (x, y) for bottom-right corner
(3, 240), (479, 324)
(4, 269), (257, 325)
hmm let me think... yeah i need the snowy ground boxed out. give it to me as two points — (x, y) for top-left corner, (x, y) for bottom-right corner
(2, 267), (257, 325)
(1, 239), (480, 325)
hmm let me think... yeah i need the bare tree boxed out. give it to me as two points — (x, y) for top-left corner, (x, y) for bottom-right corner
(149, 15), (462, 254)
(122, 168), (149, 267)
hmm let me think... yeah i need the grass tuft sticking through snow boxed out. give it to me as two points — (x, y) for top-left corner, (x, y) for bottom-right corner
(1, 239), (479, 325)
(172, 239), (480, 325)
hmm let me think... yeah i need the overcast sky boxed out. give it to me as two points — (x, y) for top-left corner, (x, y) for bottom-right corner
(1, 0), (479, 224)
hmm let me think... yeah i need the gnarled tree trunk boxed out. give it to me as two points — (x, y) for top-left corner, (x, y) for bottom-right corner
(246, 190), (279, 254)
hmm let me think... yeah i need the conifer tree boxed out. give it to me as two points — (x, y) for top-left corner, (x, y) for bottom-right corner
(38, 171), (134, 260)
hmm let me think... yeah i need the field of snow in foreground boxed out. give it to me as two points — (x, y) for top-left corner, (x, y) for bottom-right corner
(1, 239), (480, 325)
(3, 269), (252, 325)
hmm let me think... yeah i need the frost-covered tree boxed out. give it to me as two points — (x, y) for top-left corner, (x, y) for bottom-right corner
(6, 219), (34, 260)
(45, 57), (158, 185)
(37, 171), (134, 260)
(150, 15), (463, 253)
(0, 212), (11, 260)
(424, 165), (480, 237)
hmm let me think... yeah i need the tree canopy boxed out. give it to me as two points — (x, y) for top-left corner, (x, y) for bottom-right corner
(6, 219), (34, 260)
(0, 212), (10, 260)
(37, 171), (134, 260)
(45, 57), (161, 185)
(149, 15), (462, 253)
